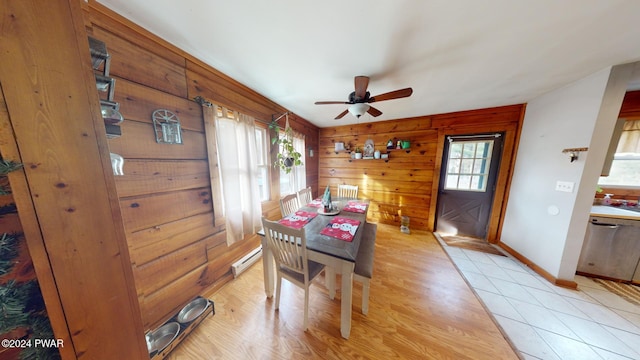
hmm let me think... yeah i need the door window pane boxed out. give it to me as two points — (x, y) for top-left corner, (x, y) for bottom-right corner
(462, 143), (476, 158)
(444, 140), (494, 192)
(446, 174), (459, 188)
(458, 175), (472, 189)
(450, 143), (463, 158)
(447, 159), (460, 173)
(460, 159), (474, 173)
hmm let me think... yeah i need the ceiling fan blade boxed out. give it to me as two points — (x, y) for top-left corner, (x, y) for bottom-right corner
(369, 87), (413, 103)
(354, 76), (370, 100)
(335, 109), (349, 119)
(367, 106), (383, 117)
(315, 101), (349, 105)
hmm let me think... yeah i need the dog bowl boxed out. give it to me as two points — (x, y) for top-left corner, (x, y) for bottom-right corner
(149, 321), (180, 353)
(177, 297), (209, 324)
(145, 332), (155, 354)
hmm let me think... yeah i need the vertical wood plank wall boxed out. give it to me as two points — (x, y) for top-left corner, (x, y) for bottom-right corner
(319, 105), (525, 240)
(1, 0), (148, 358)
(86, 3), (319, 331)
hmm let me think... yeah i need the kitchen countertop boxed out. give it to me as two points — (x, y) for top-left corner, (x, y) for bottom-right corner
(590, 205), (640, 221)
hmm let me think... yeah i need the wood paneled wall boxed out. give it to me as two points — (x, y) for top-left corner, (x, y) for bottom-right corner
(619, 90), (640, 119)
(87, 2), (319, 331)
(319, 105), (525, 240)
(1, 1), (149, 358)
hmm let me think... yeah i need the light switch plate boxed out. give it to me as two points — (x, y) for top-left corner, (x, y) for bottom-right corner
(555, 181), (574, 192)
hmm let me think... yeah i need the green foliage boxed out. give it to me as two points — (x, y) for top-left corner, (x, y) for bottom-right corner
(269, 120), (303, 174)
(20, 315), (60, 360)
(0, 158), (23, 195)
(0, 280), (60, 359)
(0, 159), (23, 176)
(0, 232), (21, 275)
(0, 280), (31, 334)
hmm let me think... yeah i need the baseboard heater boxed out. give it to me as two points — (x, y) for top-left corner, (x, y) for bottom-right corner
(231, 246), (262, 278)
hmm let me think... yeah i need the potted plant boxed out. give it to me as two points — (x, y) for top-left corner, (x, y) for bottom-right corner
(354, 147), (363, 159)
(269, 119), (303, 174)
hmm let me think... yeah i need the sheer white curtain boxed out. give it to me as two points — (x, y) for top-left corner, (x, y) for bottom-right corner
(617, 119), (640, 153)
(214, 105), (262, 245)
(292, 131), (306, 191)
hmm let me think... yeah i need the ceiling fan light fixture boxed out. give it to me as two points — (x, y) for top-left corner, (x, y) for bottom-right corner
(348, 103), (370, 118)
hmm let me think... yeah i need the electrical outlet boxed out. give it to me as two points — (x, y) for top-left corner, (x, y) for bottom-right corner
(555, 181), (574, 193)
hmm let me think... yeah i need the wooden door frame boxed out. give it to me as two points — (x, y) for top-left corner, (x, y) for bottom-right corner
(428, 117), (524, 243)
(0, 0), (148, 358)
(0, 85), (77, 360)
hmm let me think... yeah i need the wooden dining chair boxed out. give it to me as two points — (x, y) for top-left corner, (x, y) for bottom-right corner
(297, 187), (313, 206)
(354, 222), (377, 315)
(279, 193), (300, 217)
(337, 184), (358, 198)
(261, 217), (326, 331)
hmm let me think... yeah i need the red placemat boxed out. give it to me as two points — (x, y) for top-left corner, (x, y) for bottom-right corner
(320, 216), (360, 242)
(342, 201), (367, 213)
(278, 210), (318, 229)
(306, 198), (323, 208)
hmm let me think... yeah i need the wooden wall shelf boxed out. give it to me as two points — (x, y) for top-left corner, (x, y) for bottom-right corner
(349, 158), (389, 163)
(343, 147), (413, 162)
(386, 148), (411, 153)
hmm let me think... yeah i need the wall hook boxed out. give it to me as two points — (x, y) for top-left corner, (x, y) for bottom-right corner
(562, 147), (588, 163)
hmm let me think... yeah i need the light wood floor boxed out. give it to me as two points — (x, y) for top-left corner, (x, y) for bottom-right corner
(166, 224), (519, 359)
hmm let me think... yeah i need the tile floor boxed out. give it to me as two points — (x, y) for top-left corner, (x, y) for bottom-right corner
(437, 239), (640, 360)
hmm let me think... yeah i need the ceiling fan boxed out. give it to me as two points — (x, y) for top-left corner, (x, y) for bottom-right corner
(314, 76), (413, 119)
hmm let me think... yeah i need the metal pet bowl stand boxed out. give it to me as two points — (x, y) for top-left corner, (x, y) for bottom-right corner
(147, 296), (215, 359)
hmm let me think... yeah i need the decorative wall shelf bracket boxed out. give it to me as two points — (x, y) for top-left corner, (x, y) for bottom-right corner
(193, 96), (212, 107)
(562, 147), (588, 162)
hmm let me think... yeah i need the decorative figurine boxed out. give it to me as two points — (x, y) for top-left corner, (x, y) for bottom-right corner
(322, 185), (333, 211)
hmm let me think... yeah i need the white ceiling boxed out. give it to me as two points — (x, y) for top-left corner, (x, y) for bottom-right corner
(97, 0), (640, 128)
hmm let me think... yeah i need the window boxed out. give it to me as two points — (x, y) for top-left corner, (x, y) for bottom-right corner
(599, 153), (640, 187)
(599, 119), (640, 188)
(279, 130), (306, 196)
(255, 126), (270, 201)
(444, 140), (493, 192)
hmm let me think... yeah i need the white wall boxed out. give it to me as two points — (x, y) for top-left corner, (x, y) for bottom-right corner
(501, 64), (634, 281)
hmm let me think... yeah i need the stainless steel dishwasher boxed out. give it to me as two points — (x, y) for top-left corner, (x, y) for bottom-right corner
(577, 216), (640, 281)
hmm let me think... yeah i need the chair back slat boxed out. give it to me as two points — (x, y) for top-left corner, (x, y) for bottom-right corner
(337, 184), (358, 198)
(279, 193), (301, 217)
(261, 216), (325, 330)
(297, 187), (313, 206)
(263, 219), (308, 276)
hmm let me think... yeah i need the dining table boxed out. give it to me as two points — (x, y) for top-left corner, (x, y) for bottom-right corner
(260, 197), (369, 339)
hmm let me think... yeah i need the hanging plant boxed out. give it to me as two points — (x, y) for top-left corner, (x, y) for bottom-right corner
(269, 116), (303, 174)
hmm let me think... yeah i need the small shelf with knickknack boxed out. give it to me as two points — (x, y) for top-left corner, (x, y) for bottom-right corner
(347, 149), (410, 162)
(335, 139), (411, 162)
